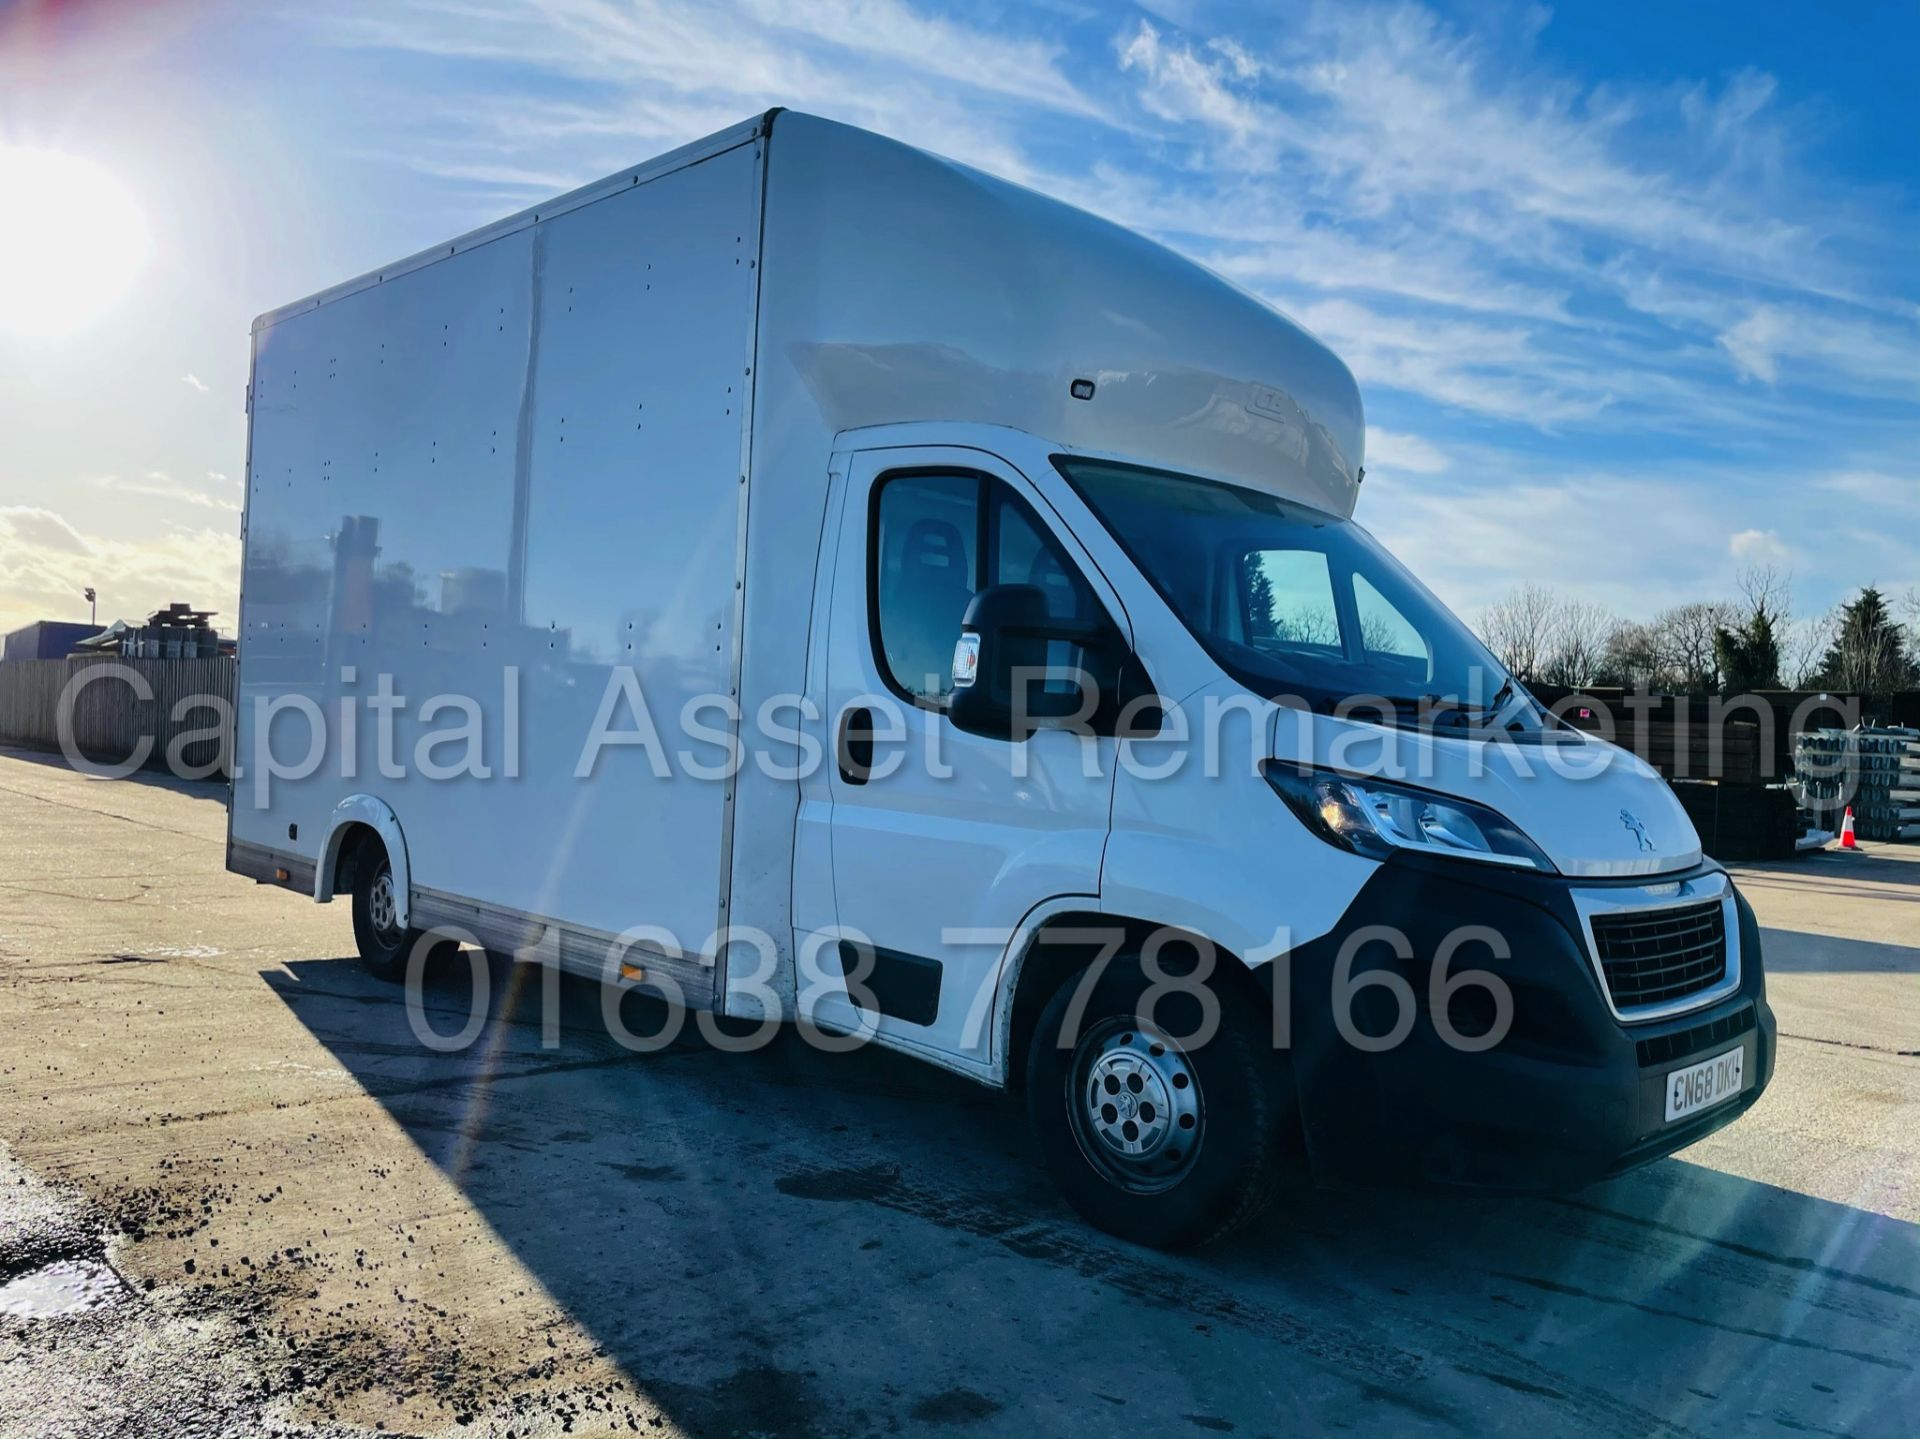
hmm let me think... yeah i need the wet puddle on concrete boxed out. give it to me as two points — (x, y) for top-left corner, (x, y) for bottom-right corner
(0, 1258), (125, 1318)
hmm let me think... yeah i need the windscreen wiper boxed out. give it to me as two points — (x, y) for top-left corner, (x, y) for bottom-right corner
(1369, 694), (1477, 728)
(1477, 678), (1515, 726)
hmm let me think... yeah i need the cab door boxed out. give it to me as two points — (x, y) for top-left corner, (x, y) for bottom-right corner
(802, 443), (1126, 1071)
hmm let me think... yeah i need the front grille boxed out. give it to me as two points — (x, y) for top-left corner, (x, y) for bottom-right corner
(1635, 1004), (1753, 1069)
(1590, 899), (1727, 1011)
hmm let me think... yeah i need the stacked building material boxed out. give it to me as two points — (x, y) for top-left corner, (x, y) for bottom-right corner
(1794, 728), (1920, 842)
(1669, 780), (1802, 861)
(1529, 686), (1867, 784)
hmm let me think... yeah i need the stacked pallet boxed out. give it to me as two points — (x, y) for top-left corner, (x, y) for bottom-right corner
(1529, 685), (1864, 784)
(1625, 720), (1762, 784)
(1544, 702), (1765, 782)
(1794, 728), (1920, 842)
(1669, 780), (1802, 861)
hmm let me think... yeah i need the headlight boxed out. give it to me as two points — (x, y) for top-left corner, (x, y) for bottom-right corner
(1263, 763), (1555, 872)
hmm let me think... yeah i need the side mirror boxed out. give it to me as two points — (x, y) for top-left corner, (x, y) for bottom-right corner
(948, 584), (1160, 741)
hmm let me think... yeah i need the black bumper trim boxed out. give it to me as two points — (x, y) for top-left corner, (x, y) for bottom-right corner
(1273, 851), (1775, 1192)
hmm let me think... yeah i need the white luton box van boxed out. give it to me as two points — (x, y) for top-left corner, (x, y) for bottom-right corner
(231, 110), (1773, 1247)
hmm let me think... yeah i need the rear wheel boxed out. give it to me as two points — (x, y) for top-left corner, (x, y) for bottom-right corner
(349, 845), (447, 982)
(1026, 955), (1288, 1248)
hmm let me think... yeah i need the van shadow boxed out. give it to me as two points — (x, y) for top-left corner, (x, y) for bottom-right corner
(264, 956), (1920, 1439)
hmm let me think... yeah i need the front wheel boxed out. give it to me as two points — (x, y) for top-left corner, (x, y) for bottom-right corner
(1026, 956), (1289, 1248)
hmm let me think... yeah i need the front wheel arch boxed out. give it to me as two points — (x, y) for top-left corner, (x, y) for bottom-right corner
(999, 911), (1274, 1093)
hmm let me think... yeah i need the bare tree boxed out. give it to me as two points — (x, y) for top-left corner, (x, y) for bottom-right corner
(1735, 563), (1792, 628)
(1715, 564), (1788, 691)
(1782, 612), (1836, 690)
(1473, 571), (1911, 701)
(1652, 601), (1734, 695)
(1479, 584), (1560, 681)
(1599, 619), (1662, 689)
(1541, 598), (1617, 687)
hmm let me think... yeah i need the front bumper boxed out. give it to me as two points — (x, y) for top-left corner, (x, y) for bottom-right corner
(1274, 853), (1775, 1192)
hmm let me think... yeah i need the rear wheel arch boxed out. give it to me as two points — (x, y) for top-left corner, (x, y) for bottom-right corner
(315, 796), (410, 928)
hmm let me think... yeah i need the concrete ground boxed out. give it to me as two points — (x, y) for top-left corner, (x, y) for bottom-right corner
(0, 744), (1914, 1438)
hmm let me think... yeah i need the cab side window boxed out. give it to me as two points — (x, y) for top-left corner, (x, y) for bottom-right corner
(872, 471), (1101, 704)
(874, 474), (979, 702)
(992, 498), (1099, 625)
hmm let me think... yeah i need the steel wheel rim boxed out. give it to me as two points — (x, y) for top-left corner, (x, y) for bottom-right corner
(1065, 1019), (1204, 1195)
(367, 869), (399, 941)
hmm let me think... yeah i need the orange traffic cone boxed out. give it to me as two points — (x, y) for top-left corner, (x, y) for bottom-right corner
(1840, 806), (1859, 850)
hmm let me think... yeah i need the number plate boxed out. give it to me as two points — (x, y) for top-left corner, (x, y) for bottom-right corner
(1664, 1044), (1745, 1123)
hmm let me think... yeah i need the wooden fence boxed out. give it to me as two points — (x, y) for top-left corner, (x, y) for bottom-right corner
(0, 656), (235, 778)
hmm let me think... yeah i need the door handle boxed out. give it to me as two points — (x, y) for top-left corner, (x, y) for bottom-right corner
(837, 706), (874, 785)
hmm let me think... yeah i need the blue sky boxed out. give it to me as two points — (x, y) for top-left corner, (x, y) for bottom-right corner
(2, 0), (1916, 643)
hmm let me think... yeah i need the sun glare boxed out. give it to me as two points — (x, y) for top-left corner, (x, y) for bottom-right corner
(0, 148), (151, 338)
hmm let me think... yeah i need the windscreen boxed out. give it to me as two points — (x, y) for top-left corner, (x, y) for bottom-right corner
(1058, 457), (1524, 723)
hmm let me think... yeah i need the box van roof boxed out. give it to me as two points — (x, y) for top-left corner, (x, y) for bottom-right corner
(253, 108), (1365, 518)
(760, 112), (1364, 518)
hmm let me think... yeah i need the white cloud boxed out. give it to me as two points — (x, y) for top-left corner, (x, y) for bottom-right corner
(181, 371), (209, 393)
(91, 471), (240, 513)
(1718, 308), (1783, 384)
(315, 0), (1106, 179)
(740, 0), (1100, 120)
(0, 506), (92, 556)
(1365, 475), (1707, 619)
(1289, 297), (1609, 425)
(1604, 265), (1920, 396)
(1729, 528), (1791, 564)
(1818, 470), (1920, 521)
(1207, 228), (1571, 323)
(1118, 21), (1269, 156)
(0, 505), (239, 635)
(1365, 427), (1448, 474)
(1110, 11), (1809, 267)
(1362, 454), (1915, 623)
(1091, 7), (1919, 431)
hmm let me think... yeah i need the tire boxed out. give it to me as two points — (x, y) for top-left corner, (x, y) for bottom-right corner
(349, 845), (447, 983)
(1025, 955), (1288, 1249)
